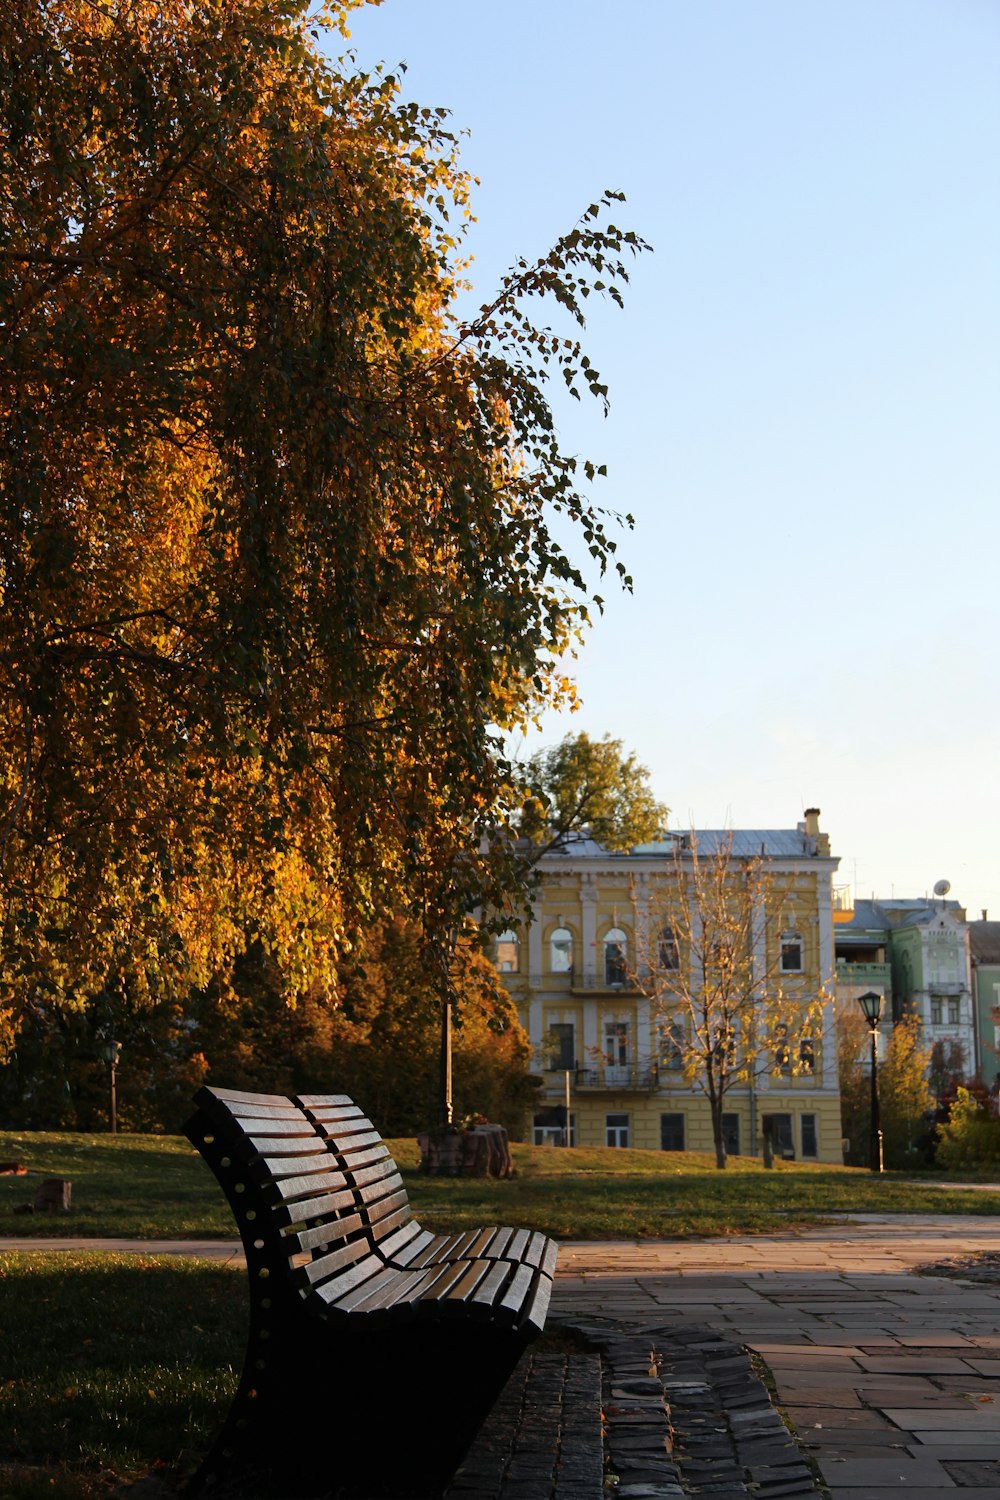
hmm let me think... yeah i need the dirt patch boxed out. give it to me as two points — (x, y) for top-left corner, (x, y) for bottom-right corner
(917, 1250), (1000, 1283)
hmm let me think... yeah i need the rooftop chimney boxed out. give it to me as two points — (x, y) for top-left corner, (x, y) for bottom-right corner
(803, 808), (821, 837)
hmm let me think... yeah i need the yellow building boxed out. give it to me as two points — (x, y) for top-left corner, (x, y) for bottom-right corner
(497, 810), (843, 1162)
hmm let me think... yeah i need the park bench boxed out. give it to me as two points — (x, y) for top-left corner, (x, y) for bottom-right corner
(184, 1085), (557, 1498)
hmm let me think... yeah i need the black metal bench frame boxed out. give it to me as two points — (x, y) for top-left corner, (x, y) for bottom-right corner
(184, 1086), (557, 1498)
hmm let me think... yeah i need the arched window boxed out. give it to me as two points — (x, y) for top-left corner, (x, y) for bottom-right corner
(780, 931), (803, 972)
(494, 930), (519, 973)
(550, 927), (573, 974)
(604, 927), (628, 987)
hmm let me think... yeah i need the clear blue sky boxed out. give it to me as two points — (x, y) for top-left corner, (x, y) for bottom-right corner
(340, 1), (1000, 915)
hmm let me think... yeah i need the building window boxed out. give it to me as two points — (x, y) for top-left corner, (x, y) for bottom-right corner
(763, 1112), (794, 1158)
(550, 926), (573, 974)
(722, 1112), (740, 1156)
(660, 1113), (685, 1151)
(658, 926), (679, 972)
(604, 1020), (632, 1082)
(774, 1023), (791, 1072)
(801, 1113), (818, 1158)
(931, 997), (943, 1025)
(604, 927), (628, 986)
(606, 1112), (630, 1148)
(659, 1017), (686, 1071)
(495, 930), (519, 973)
(534, 1108), (575, 1147)
(947, 997), (960, 1025)
(549, 1023), (575, 1072)
(780, 932), (803, 972)
(799, 1036), (815, 1073)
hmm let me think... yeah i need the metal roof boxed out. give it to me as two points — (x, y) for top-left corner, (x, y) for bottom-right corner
(548, 828), (826, 860)
(969, 921), (1000, 965)
(836, 898), (964, 935)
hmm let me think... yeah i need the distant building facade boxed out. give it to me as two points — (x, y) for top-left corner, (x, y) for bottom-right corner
(834, 896), (975, 1080)
(969, 920), (1000, 1088)
(495, 810), (843, 1162)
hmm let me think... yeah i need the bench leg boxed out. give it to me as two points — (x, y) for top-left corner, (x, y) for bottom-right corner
(189, 1317), (529, 1498)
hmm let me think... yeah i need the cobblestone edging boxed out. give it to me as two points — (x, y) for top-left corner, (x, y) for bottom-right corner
(445, 1319), (822, 1500)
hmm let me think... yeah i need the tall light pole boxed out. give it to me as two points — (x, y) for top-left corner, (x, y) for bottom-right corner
(101, 1039), (122, 1135)
(857, 991), (883, 1173)
(437, 926), (458, 1131)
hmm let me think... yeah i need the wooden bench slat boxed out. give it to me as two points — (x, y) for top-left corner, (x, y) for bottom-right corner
(385, 1227), (435, 1266)
(283, 1193), (360, 1243)
(330, 1129), (382, 1152)
(373, 1261), (450, 1312)
(504, 1228), (531, 1263)
(329, 1142), (390, 1172)
(430, 1258), (492, 1310)
(539, 1239), (559, 1280)
(523, 1231), (548, 1268)
(421, 1229), (480, 1264)
(292, 1234), (370, 1288)
(464, 1227), (499, 1260)
(198, 1086), (295, 1108)
(468, 1257), (515, 1317)
(375, 1221), (422, 1261)
(362, 1185), (408, 1221)
(250, 1143), (333, 1168)
(239, 1117), (320, 1137)
(345, 1156), (399, 1189)
(266, 1167), (350, 1204)
(311, 1253), (385, 1307)
(271, 1185), (357, 1227)
(368, 1202), (412, 1241)
(481, 1226), (514, 1259)
(518, 1270), (553, 1336)
(357, 1173), (405, 1208)
(295, 1094), (358, 1109)
(303, 1107), (368, 1127)
(403, 1232), (459, 1270)
(497, 1262), (534, 1323)
(328, 1263), (413, 1314)
(415, 1258), (471, 1306)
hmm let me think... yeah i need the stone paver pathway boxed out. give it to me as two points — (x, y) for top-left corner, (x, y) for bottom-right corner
(553, 1214), (1000, 1500)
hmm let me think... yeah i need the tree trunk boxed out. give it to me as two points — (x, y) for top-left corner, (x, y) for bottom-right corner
(710, 1105), (728, 1169)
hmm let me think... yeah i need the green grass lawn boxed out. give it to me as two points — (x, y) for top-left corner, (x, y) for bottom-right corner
(0, 1251), (244, 1499)
(2, 1129), (998, 1241)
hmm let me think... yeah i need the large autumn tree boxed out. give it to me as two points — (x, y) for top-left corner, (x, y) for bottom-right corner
(0, 0), (646, 1050)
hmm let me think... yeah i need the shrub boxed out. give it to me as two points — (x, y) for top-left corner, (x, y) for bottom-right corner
(936, 1087), (1000, 1169)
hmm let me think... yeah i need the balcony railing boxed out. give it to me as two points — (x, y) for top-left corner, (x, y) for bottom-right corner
(835, 961), (892, 988)
(568, 973), (643, 994)
(571, 1065), (658, 1093)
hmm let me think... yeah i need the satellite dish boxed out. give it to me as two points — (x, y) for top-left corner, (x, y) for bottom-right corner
(933, 879), (951, 897)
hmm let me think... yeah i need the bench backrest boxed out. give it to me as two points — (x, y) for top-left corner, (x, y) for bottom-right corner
(187, 1085), (426, 1300)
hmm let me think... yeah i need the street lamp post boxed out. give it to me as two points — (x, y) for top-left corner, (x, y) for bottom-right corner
(437, 927), (458, 1132)
(857, 991), (883, 1173)
(101, 1039), (122, 1135)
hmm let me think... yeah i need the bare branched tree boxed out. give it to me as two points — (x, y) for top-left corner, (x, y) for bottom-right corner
(633, 831), (826, 1168)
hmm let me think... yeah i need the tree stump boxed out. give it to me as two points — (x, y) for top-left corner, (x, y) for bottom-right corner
(34, 1178), (72, 1212)
(418, 1125), (514, 1178)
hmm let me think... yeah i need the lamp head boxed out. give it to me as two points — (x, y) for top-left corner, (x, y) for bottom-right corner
(857, 991), (883, 1025)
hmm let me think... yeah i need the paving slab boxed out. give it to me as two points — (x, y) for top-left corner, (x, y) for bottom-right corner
(554, 1216), (1000, 1495)
(818, 1456), (955, 1486)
